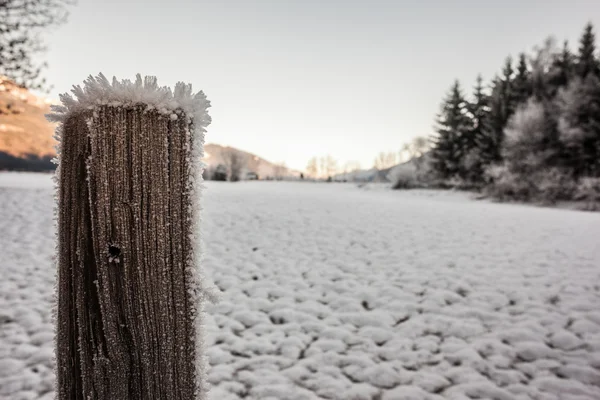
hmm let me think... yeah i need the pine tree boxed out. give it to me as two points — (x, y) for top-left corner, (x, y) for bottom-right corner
(462, 75), (489, 182)
(576, 23), (600, 79)
(478, 81), (504, 168)
(502, 57), (515, 90)
(430, 80), (472, 180)
(477, 60), (516, 170)
(499, 57), (516, 115)
(547, 40), (574, 94)
(468, 75), (489, 146)
(513, 53), (532, 106)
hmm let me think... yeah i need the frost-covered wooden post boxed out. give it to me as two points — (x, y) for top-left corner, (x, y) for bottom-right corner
(49, 74), (211, 399)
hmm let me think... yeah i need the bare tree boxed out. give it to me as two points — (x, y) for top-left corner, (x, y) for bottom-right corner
(319, 156), (328, 179)
(343, 161), (361, 174)
(306, 157), (318, 178)
(307, 155), (339, 179)
(324, 155), (338, 178)
(0, 0), (75, 90)
(399, 136), (430, 162)
(374, 151), (397, 169)
(220, 147), (246, 181)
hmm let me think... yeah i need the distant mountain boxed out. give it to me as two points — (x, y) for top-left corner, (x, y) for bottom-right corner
(0, 76), (56, 171)
(204, 143), (300, 180)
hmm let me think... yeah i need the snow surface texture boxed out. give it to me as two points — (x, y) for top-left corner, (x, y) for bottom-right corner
(1, 174), (600, 400)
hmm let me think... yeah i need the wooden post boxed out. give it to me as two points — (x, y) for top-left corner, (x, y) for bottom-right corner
(50, 74), (211, 399)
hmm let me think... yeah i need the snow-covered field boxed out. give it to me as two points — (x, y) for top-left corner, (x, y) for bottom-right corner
(1, 172), (600, 400)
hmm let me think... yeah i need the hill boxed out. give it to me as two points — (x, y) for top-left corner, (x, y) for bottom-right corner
(204, 143), (300, 180)
(0, 77), (56, 171)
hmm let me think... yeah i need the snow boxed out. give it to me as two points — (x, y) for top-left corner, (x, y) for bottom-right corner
(2, 175), (600, 399)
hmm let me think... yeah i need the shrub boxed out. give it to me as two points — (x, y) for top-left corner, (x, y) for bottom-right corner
(483, 165), (534, 202)
(484, 164), (575, 204)
(391, 167), (419, 189)
(574, 178), (600, 211)
(536, 168), (576, 204)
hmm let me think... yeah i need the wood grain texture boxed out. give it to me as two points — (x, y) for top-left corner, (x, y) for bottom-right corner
(56, 105), (197, 399)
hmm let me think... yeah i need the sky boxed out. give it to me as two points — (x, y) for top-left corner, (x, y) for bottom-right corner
(43, 0), (600, 171)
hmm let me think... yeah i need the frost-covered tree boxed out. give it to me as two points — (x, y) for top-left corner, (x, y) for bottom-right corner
(430, 22), (600, 204)
(430, 80), (472, 180)
(0, 0), (73, 90)
(50, 74), (213, 399)
(557, 74), (600, 178)
(504, 100), (556, 173)
(576, 23), (600, 79)
(486, 99), (571, 203)
(528, 37), (560, 101)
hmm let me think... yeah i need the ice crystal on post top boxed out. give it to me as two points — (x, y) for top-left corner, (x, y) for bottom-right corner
(47, 73), (212, 132)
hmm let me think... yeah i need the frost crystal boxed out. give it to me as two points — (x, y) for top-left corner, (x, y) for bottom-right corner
(47, 73), (211, 133)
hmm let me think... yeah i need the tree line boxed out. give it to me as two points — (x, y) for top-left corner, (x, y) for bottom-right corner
(430, 22), (600, 206)
(304, 136), (430, 181)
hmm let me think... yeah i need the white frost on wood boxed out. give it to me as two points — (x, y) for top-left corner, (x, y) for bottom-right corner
(47, 74), (215, 399)
(46, 73), (211, 135)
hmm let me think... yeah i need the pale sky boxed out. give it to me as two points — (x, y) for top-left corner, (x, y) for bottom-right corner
(43, 0), (600, 171)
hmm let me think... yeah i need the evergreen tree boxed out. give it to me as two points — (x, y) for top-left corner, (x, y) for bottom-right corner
(477, 61), (516, 170)
(468, 75), (489, 144)
(576, 23), (600, 79)
(513, 53), (532, 106)
(499, 57), (516, 115)
(501, 56), (514, 86)
(430, 80), (472, 180)
(547, 40), (574, 94)
(477, 81), (504, 168)
(463, 75), (489, 182)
